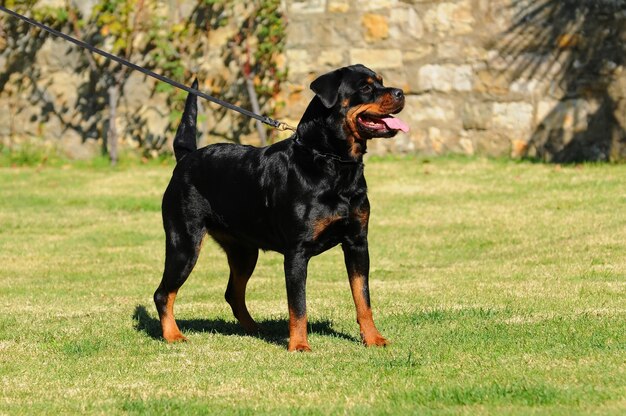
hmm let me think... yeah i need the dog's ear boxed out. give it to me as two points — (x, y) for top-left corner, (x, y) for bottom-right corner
(310, 69), (343, 108)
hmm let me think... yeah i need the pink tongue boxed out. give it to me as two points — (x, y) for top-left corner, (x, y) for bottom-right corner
(381, 116), (410, 133)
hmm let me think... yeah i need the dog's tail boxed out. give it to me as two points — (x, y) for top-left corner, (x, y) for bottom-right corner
(173, 79), (199, 163)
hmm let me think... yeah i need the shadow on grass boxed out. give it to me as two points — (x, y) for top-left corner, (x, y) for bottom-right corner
(132, 305), (359, 348)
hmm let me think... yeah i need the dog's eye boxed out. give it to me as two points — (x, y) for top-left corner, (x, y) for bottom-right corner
(360, 84), (373, 94)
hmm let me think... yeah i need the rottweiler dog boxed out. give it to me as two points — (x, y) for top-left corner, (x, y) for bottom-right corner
(154, 64), (408, 351)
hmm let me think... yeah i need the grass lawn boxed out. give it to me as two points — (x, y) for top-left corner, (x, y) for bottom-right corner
(0, 157), (624, 415)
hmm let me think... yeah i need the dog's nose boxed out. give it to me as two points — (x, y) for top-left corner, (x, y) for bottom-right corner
(391, 88), (404, 100)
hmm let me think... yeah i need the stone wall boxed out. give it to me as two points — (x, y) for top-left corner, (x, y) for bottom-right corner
(2, 0), (626, 161)
(280, 0), (626, 162)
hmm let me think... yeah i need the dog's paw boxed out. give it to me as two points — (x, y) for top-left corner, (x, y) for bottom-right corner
(288, 342), (312, 352)
(361, 332), (389, 347)
(241, 321), (261, 336)
(163, 332), (188, 343)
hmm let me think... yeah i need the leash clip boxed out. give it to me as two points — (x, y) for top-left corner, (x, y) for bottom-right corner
(277, 122), (297, 132)
(261, 116), (296, 132)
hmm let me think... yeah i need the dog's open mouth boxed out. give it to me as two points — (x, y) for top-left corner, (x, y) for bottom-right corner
(357, 113), (410, 134)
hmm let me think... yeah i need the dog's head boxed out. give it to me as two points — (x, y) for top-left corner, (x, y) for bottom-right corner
(306, 64), (409, 157)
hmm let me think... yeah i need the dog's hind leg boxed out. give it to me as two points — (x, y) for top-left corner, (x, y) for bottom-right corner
(154, 217), (205, 343)
(222, 243), (259, 334)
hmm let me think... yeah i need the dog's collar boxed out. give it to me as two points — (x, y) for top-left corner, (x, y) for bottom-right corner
(293, 136), (362, 165)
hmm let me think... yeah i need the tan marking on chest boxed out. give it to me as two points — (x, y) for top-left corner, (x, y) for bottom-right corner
(312, 215), (343, 240)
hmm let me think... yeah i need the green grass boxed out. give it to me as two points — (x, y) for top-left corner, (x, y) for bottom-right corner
(0, 157), (624, 415)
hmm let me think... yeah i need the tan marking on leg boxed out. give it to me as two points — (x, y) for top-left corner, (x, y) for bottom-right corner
(288, 308), (311, 352)
(161, 291), (187, 343)
(229, 274), (259, 334)
(350, 275), (388, 347)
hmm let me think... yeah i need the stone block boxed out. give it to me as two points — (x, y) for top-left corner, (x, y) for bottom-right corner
(290, 0), (326, 13)
(70, 0), (98, 18)
(363, 0), (398, 11)
(328, 0), (349, 13)
(423, 1), (475, 36)
(37, 70), (86, 112)
(282, 82), (310, 120)
(38, 0), (65, 7)
(284, 21), (314, 48)
(470, 130), (512, 157)
(362, 14), (389, 42)
(436, 41), (464, 60)
(316, 50), (345, 68)
(389, 6), (423, 40)
(403, 46), (435, 63)
(474, 69), (510, 95)
(141, 106), (170, 134)
(207, 26), (238, 48)
(350, 49), (403, 69)
(492, 102), (534, 131)
(462, 101), (493, 130)
(417, 64), (473, 92)
(459, 134), (475, 155)
(486, 50), (512, 72)
(370, 131), (414, 155)
(463, 45), (489, 62)
(409, 128), (429, 153)
(123, 72), (153, 111)
(536, 99), (559, 124)
(286, 50), (312, 73)
(36, 38), (82, 73)
(60, 130), (100, 160)
(405, 94), (458, 125)
(287, 18), (351, 48)
(379, 69), (408, 92)
(510, 79), (544, 96)
(41, 114), (63, 140)
(367, 138), (393, 156)
(425, 127), (475, 155)
(427, 127), (446, 154)
(511, 139), (530, 158)
(12, 105), (45, 137)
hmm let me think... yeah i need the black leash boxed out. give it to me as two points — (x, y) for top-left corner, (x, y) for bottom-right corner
(0, 5), (296, 132)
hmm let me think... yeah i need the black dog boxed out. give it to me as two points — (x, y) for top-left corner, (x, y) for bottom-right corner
(154, 64), (408, 351)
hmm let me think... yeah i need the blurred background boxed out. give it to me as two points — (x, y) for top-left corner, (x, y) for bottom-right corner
(1, 0), (625, 164)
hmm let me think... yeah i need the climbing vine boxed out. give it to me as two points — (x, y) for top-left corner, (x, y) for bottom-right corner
(0, 0), (288, 162)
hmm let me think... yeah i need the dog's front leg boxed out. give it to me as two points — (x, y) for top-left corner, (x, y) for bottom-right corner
(342, 240), (389, 347)
(284, 251), (311, 352)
